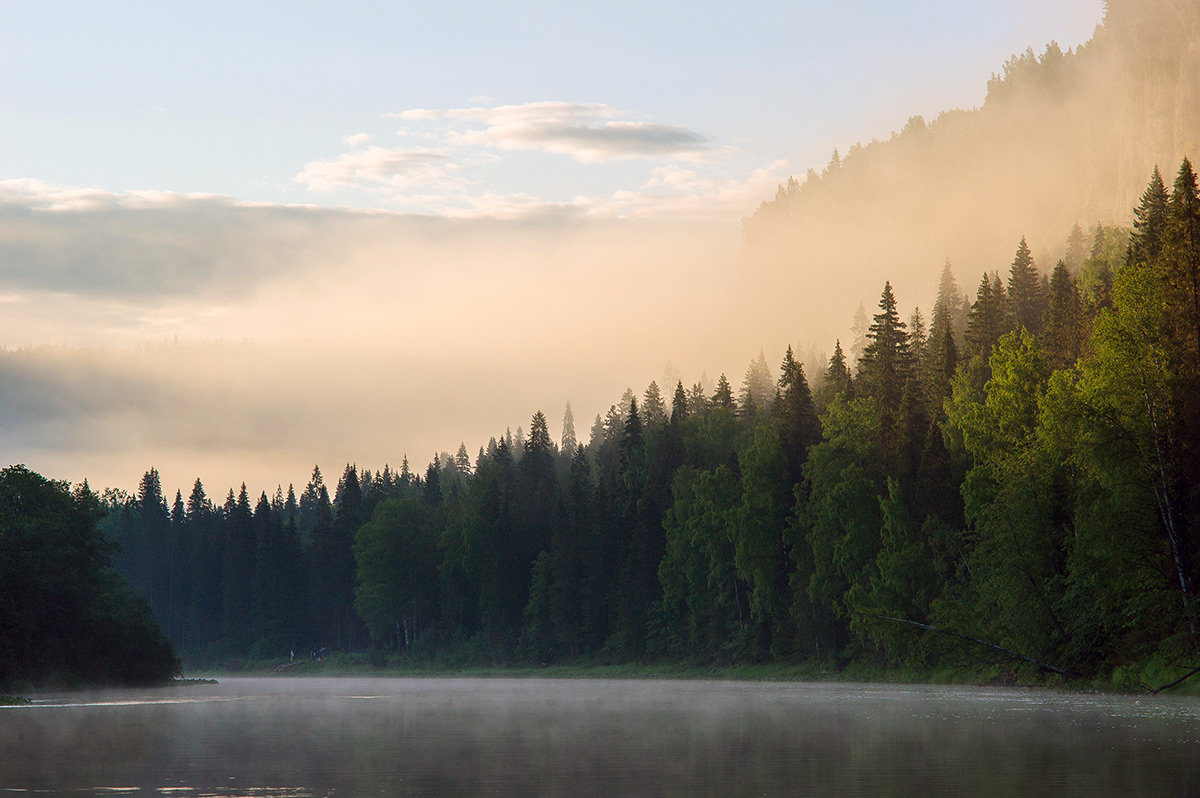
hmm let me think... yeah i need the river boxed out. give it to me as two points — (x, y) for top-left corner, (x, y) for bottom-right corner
(1, 676), (1198, 795)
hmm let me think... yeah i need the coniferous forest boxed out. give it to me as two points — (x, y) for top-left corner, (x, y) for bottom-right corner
(0, 466), (179, 689)
(87, 159), (1200, 686)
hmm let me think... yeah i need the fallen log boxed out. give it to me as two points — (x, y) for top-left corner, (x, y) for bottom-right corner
(868, 613), (1083, 679)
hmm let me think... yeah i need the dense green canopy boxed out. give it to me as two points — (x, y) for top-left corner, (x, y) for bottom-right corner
(0, 466), (179, 689)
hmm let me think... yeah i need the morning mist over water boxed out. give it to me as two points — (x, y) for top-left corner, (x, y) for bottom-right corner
(4, 678), (1200, 796)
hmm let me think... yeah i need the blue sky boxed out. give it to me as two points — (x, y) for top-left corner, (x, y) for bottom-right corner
(3, 1), (1104, 217)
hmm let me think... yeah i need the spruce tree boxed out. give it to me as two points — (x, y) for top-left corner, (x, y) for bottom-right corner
(670, 380), (689, 423)
(936, 260), (969, 347)
(298, 465), (326, 539)
(222, 484), (255, 651)
(454, 443), (472, 475)
(642, 381), (667, 427)
(1041, 261), (1083, 370)
(1131, 165), (1170, 264)
(776, 345), (821, 487)
(1168, 157), (1200, 376)
(924, 292), (959, 420)
(820, 339), (854, 406)
(909, 307), (927, 377)
(1065, 222), (1086, 272)
(857, 281), (911, 419)
(849, 303), (869, 367)
(712, 373), (735, 411)
(965, 272), (1011, 359)
(134, 468), (171, 624)
(1008, 236), (1043, 333)
(739, 352), (774, 419)
(561, 401), (577, 452)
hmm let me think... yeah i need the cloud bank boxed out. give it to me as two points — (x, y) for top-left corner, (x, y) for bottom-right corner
(293, 101), (742, 215)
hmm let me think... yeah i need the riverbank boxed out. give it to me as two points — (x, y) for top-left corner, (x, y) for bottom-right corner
(179, 654), (1200, 696)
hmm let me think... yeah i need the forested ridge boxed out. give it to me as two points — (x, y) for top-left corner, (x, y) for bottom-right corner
(739, 0), (1200, 351)
(98, 160), (1200, 685)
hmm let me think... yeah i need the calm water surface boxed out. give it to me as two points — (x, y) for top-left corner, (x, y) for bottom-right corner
(1, 676), (1198, 796)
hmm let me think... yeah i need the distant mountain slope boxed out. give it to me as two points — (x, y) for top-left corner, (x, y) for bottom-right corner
(740, 0), (1200, 347)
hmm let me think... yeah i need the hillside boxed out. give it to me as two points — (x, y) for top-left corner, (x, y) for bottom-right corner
(740, 0), (1200, 345)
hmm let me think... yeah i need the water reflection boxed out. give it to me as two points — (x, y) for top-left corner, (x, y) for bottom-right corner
(1, 678), (1199, 795)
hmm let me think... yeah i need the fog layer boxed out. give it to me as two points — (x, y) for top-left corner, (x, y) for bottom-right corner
(4, 2), (1193, 495)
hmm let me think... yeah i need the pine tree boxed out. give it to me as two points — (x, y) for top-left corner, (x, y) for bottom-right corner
(670, 380), (689, 424)
(1008, 237), (1043, 333)
(857, 281), (911, 419)
(1065, 222), (1086, 272)
(423, 457), (442, 507)
(454, 443), (473, 475)
(849, 303), (869, 368)
(712, 374), (735, 411)
(819, 339), (854, 406)
(642, 381), (667, 427)
(739, 352), (774, 419)
(965, 272), (1011, 359)
(135, 468), (170, 623)
(298, 465), (326, 539)
(924, 290), (959, 420)
(561, 401), (577, 452)
(222, 484), (255, 651)
(283, 485), (298, 525)
(909, 307), (927, 377)
(166, 489), (188, 645)
(1041, 261), (1083, 370)
(776, 345), (821, 488)
(1131, 165), (1170, 264)
(1168, 157), (1200, 377)
(936, 260), (970, 347)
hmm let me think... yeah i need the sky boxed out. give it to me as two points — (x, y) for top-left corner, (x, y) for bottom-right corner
(0, 1), (1106, 495)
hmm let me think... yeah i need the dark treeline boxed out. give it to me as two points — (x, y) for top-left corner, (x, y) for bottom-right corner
(0, 466), (179, 689)
(107, 160), (1200, 682)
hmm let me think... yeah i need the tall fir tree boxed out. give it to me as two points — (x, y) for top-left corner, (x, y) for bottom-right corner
(670, 380), (689, 424)
(776, 345), (821, 488)
(1131, 165), (1170, 264)
(1065, 222), (1087, 272)
(739, 352), (774, 419)
(1168, 157), (1200, 378)
(935, 260), (970, 347)
(819, 339), (854, 407)
(924, 290), (959, 420)
(561, 401), (577, 452)
(642, 381), (667, 427)
(857, 281), (912, 420)
(1008, 236), (1044, 334)
(965, 272), (1011, 360)
(712, 374), (735, 411)
(1041, 261), (1084, 370)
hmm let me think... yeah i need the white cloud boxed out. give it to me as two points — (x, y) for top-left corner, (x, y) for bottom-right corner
(342, 132), (373, 146)
(295, 146), (454, 191)
(393, 101), (721, 162)
(0, 179), (123, 212)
